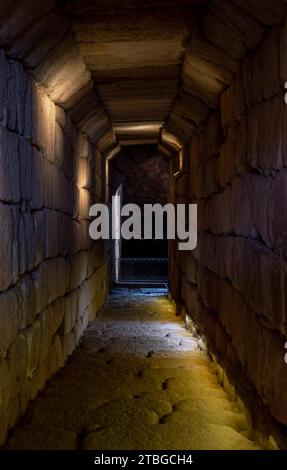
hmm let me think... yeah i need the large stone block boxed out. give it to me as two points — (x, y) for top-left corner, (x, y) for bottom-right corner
(280, 18), (287, 86)
(77, 188), (91, 220)
(208, 186), (232, 235)
(0, 1), (54, 47)
(76, 158), (92, 190)
(44, 209), (71, 259)
(234, 117), (248, 174)
(60, 290), (78, 336)
(28, 362), (47, 401)
(7, 61), (32, 137)
(0, 50), (9, 126)
(24, 321), (41, 378)
(32, 258), (69, 314)
(0, 358), (11, 416)
(230, 175), (255, 238)
(19, 212), (36, 274)
(55, 106), (66, 129)
(252, 174), (274, 249)
(62, 331), (76, 361)
(257, 96), (284, 170)
(204, 157), (219, 196)
(205, 112), (223, 158)
(246, 106), (260, 168)
(75, 132), (89, 159)
(232, 73), (246, 122)
(19, 137), (33, 202)
(261, 27), (281, 100)
(38, 298), (65, 365)
(203, 0), (263, 60)
(16, 275), (36, 330)
(54, 123), (64, 169)
(31, 83), (56, 161)
(33, 32), (91, 109)
(231, 0), (286, 26)
(13, 9), (68, 69)
(0, 127), (20, 203)
(30, 150), (44, 210)
(6, 332), (28, 395)
(261, 329), (287, 425)
(220, 86), (234, 129)
(273, 170), (287, 257)
(77, 281), (90, 320)
(197, 264), (219, 312)
(32, 210), (46, 267)
(216, 128), (237, 188)
(47, 334), (64, 377)
(0, 203), (19, 291)
(69, 251), (89, 291)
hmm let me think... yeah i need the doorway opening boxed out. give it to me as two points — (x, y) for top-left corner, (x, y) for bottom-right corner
(112, 150), (169, 287)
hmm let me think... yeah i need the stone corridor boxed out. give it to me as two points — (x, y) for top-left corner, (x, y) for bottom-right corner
(4, 290), (260, 450)
(1, 0), (287, 453)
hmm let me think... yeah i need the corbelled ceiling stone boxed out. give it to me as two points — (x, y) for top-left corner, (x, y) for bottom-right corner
(0, 0), (286, 158)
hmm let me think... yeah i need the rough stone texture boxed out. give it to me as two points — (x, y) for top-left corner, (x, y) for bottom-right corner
(169, 12), (287, 449)
(2, 290), (260, 450)
(0, 46), (109, 446)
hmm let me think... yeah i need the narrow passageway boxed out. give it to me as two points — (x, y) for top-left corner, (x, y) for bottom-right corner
(4, 290), (259, 450)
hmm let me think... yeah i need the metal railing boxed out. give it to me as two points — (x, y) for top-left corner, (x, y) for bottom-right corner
(119, 258), (168, 282)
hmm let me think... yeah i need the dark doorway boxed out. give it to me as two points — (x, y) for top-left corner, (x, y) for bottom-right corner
(117, 152), (169, 285)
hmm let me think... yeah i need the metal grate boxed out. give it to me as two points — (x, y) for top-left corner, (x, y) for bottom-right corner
(119, 258), (168, 282)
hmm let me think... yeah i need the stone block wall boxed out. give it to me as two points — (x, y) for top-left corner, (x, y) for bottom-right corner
(0, 48), (109, 444)
(169, 21), (287, 447)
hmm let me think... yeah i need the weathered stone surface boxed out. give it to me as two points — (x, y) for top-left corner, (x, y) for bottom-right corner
(0, 50), (9, 125)
(16, 275), (36, 330)
(60, 291), (78, 336)
(32, 258), (69, 314)
(54, 123), (64, 168)
(55, 106), (66, 129)
(257, 97), (284, 170)
(182, 65), (221, 109)
(76, 159), (92, 190)
(7, 61), (32, 137)
(261, 27), (281, 100)
(14, 10), (68, 69)
(47, 335), (64, 376)
(62, 331), (76, 361)
(19, 212), (37, 274)
(231, 0), (286, 26)
(0, 1), (54, 47)
(203, 0), (264, 60)
(32, 84), (56, 161)
(75, 132), (89, 159)
(205, 112), (223, 158)
(24, 321), (41, 378)
(216, 128), (237, 188)
(280, 18), (287, 86)
(7, 332), (28, 394)
(0, 127), (20, 203)
(273, 170), (287, 256)
(230, 175), (254, 237)
(175, 90), (210, 126)
(33, 32), (91, 108)
(0, 203), (18, 291)
(0, 358), (11, 416)
(69, 251), (89, 292)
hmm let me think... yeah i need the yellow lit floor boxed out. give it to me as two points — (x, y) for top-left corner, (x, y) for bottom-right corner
(4, 289), (260, 450)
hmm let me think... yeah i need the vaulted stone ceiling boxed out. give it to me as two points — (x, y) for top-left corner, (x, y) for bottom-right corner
(65, 0), (206, 146)
(0, 0), (286, 160)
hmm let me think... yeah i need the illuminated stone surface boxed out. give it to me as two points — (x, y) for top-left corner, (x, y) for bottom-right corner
(4, 291), (259, 450)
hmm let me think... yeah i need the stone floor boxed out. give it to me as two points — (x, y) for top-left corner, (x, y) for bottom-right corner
(4, 289), (260, 450)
